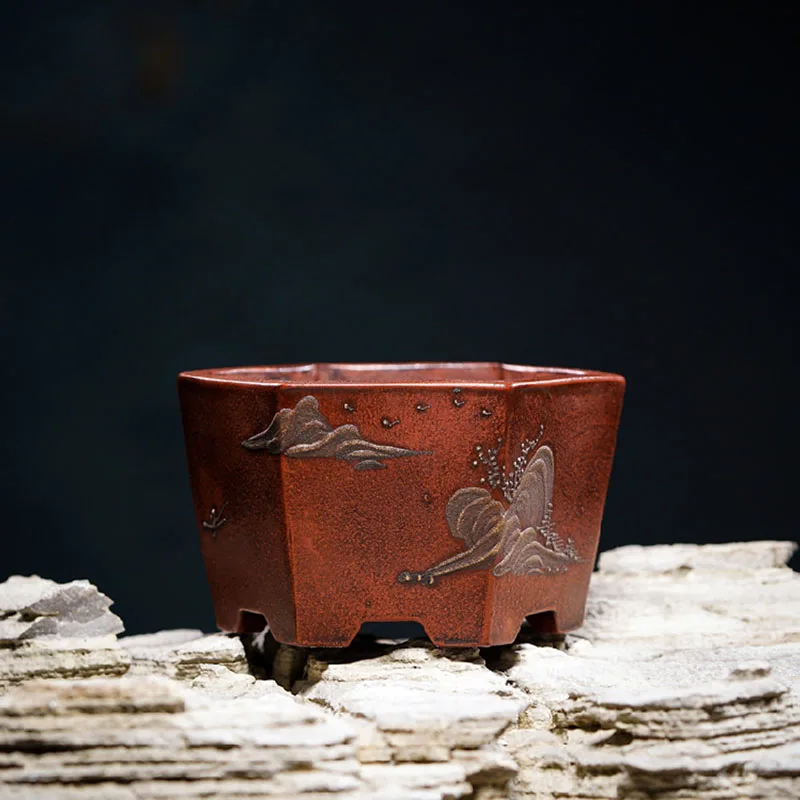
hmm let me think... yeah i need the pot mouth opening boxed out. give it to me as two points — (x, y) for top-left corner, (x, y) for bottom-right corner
(180, 362), (615, 387)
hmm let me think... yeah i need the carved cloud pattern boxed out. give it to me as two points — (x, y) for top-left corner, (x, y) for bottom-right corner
(242, 395), (425, 471)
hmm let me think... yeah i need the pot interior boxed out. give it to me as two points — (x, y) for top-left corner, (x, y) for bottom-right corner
(201, 362), (589, 384)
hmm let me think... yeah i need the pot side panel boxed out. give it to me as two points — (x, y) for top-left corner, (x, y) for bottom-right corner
(489, 379), (625, 642)
(178, 379), (296, 641)
(278, 386), (503, 647)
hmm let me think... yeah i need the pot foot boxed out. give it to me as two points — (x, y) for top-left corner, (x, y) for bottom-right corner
(422, 623), (486, 649)
(294, 617), (363, 648)
(525, 606), (585, 636)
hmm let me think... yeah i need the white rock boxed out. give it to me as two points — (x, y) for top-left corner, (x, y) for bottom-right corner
(0, 636), (130, 688)
(0, 576), (123, 641)
(297, 644), (526, 759)
(0, 676), (360, 797)
(598, 540), (797, 573)
(1, 540), (799, 799)
(122, 630), (249, 679)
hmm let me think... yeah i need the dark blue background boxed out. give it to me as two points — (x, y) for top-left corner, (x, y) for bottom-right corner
(2, 2), (796, 634)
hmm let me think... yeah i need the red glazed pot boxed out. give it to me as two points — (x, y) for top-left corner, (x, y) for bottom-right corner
(178, 363), (624, 648)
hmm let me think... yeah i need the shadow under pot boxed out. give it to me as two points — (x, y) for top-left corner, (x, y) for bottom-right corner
(178, 362), (625, 648)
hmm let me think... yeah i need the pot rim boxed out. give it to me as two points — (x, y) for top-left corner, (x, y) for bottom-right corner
(178, 362), (625, 390)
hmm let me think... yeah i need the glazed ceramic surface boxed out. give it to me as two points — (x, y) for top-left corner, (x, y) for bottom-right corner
(178, 363), (625, 647)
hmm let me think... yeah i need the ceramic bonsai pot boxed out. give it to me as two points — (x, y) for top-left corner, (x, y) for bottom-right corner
(178, 363), (625, 648)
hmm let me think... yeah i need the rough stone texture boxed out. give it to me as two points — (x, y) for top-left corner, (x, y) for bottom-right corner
(0, 636), (130, 688)
(495, 541), (800, 799)
(0, 577), (128, 691)
(0, 675), (361, 799)
(0, 576), (124, 641)
(1, 540), (799, 799)
(122, 629), (250, 680)
(296, 643), (527, 765)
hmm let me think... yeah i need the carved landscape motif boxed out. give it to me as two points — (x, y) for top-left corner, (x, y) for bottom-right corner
(242, 395), (426, 471)
(398, 432), (580, 585)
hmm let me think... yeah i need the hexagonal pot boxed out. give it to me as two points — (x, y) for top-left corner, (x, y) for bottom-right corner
(178, 362), (624, 648)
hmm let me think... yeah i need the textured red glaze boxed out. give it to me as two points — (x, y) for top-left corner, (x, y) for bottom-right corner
(178, 362), (625, 647)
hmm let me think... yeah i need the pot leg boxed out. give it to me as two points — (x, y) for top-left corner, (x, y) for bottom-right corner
(213, 605), (297, 647)
(213, 603), (252, 634)
(421, 615), (487, 649)
(294, 614), (363, 648)
(526, 604), (585, 635)
(551, 603), (587, 634)
(489, 607), (581, 646)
